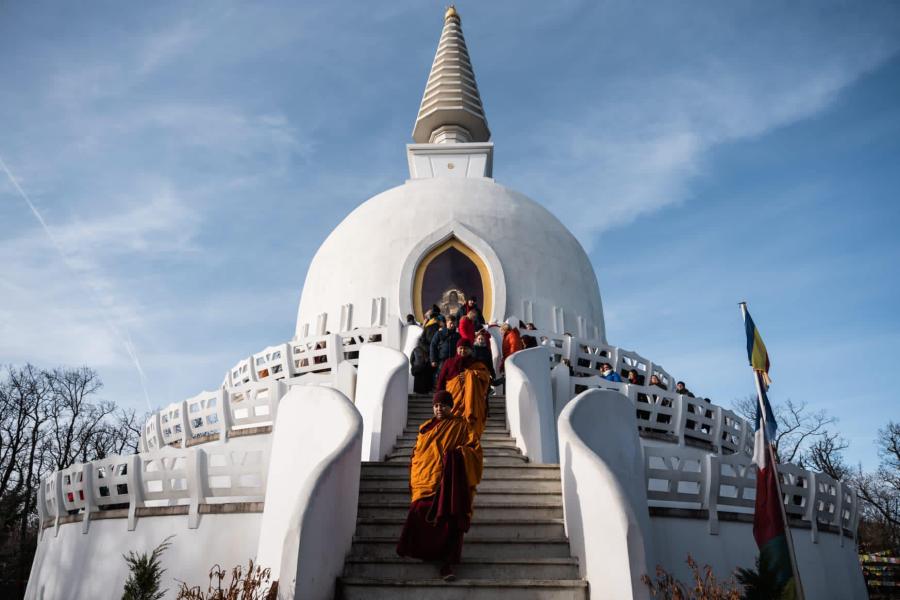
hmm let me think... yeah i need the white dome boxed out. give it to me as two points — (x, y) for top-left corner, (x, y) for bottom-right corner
(295, 176), (606, 341)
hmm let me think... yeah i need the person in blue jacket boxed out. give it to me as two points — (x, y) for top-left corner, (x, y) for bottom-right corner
(599, 362), (623, 382)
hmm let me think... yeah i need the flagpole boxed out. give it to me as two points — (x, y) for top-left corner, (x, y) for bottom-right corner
(739, 302), (806, 600)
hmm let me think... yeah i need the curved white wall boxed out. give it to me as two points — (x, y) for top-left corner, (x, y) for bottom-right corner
(650, 512), (867, 599)
(355, 345), (409, 462)
(27, 512), (262, 600)
(295, 177), (605, 341)
(505, 346), (557, 464)
(255, 385), (362, 600)
(558, 388), (654, 600)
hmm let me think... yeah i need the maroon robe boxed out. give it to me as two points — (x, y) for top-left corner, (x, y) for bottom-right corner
(396, 448), (473, 564)
(435, 355), (474, 391)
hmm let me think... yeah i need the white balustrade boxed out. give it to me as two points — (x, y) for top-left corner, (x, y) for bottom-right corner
(252, 343), (291, 381)
(644, 445), (705, 508)
(229, 380), (284, 430)
(641, 445), (857, 540)
(39, 438), (272, 533)
(676, 396), (716, 447)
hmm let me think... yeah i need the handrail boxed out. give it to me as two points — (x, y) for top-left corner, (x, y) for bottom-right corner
(39, 436), (271, 536)
(643, 444), (860, 540)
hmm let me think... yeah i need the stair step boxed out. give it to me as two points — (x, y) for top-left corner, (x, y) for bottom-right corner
(386, 454), (528, 466)
(392, 438), (519, 450)
(408, 393), (506, 401)
(387, 446), (523, 459)
(406, 412), (507, 423)
(403, 427), (511, 436)
(358, 489), (561, 506)
(362, 462), (559, 480)
(355, 518), (565, 540)
(349, 537), (573, 559)
(357, 501), (564, 520)
(398, 431), (513, 442)
(342, 556), (580, 580)
(337, 577), (587, 600)
(359, 476), (561, 493)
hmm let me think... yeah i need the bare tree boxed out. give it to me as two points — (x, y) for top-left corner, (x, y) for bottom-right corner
(805, 432), (850, 481)
(45, 366), (114, 469)
(0, 363), (144, 596)
(855, 422), (900, 553)
(732, 395), (837, 464)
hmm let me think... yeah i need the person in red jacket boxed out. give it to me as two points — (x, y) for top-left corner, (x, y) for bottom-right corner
(458, 309), (478, 345)
(500, 320), (525, 372)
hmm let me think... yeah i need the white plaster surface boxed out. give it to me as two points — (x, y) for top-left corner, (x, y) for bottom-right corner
(26, 512), (262, 600)
(355, 345), (410, 462)
(255, 385), (362, 600)
(650, 516), (867, 599)
(558, 388), (654, 600)
(505, 346), (558, 464)
(295, 177), (605, 340)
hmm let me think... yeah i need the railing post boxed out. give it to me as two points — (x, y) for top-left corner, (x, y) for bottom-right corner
(37, 479), (47, 540)
(704, 454), (720, 535)
(673, 395), (686, 444)
(806, 470), (819, 543)
(81, 462), (97, 534)
(270, 380), (286, 424)
(127, 454), (143, 531)
(848, 486), (860, 540)
(179, 399), (191, 448)
(215, 388), (231, 442)
(326, 333), (342, 370)
(711, 406), (724, 453)
(385, 317), (402, 350)
(562, 334), (574, 364)
(52, 470), (64, 538)
(187, 448), (203, 529)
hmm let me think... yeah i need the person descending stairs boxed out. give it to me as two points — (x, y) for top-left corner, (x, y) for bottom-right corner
(336, 393), (588, 599)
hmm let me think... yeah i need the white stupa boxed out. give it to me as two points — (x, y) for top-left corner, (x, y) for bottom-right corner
(25, 7), (867, 600)
(297, 6), (604, 342)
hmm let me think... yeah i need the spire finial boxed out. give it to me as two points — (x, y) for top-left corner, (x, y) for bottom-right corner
(413, 5), (490, 144)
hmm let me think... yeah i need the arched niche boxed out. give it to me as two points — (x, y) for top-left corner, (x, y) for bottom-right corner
(413, 238), (491, 322)
(398, 221), (506, 324)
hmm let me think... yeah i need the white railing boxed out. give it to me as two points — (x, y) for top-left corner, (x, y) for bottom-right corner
(643, 445), (860, 542)
(39, 437), (271, 536)
(556, 371), (754, 456)
(142, 379), (286, 452)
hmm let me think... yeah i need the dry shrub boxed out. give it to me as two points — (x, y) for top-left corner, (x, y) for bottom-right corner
(642, 554), (742, 600)
(176, 560), (278, 600)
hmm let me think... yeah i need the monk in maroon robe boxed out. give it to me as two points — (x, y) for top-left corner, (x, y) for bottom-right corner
(396, 391), (483, 581)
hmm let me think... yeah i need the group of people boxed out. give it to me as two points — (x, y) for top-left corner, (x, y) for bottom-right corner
(594, 361), (695, 397)
(397, 296), (529, 581)
(408, 297), (528, 396)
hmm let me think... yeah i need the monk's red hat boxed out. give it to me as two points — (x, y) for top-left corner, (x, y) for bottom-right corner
(456, 339), (472, 349)
(432, 390), (453, 406)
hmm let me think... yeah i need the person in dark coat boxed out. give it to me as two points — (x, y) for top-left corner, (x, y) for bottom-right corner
(429, 316), (460, 378)
(410, 335), (434, 394)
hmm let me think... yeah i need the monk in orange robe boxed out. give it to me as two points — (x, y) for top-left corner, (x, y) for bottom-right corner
(441, 340), (492, 439)
(396, 391), (483, 581)
(500, 321), (525, 372)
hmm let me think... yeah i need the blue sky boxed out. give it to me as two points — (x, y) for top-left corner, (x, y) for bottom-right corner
(1, 1), (898, 469)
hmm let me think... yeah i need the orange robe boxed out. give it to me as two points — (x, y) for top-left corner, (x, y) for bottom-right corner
(502, 328), (525, 361)
(409, 415), (483, 505)
(444, 362), (492, 439)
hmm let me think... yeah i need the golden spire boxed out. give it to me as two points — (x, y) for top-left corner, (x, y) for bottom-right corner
(413, 4), (489, 143)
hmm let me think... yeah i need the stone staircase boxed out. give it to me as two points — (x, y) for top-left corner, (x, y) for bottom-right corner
(336, 393), (588, 599)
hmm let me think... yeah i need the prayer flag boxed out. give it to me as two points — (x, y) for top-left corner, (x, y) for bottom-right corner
(743, 308), (772, 388)
(742, 305), (798, 598)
